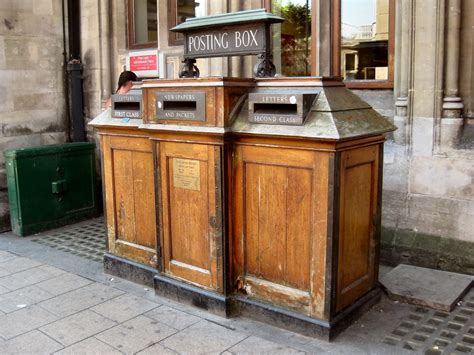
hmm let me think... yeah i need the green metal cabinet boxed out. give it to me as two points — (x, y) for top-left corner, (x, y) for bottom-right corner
(4, 142), (99, 236)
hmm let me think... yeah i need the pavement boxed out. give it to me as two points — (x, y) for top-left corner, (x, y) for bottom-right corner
(0, 218), (472, 354)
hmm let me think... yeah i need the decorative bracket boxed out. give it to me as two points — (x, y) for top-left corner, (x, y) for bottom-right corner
(179, 58), (200, 78)
(170, 9), (283, 79)
(254, 53), (276, 78)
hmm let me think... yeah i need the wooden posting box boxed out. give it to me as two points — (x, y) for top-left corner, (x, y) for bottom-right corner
(230, 77), (396, 338)
(90, 76), (396, 340)
(90, 79), (253, 287)
(141, 78), (254, 299)
(89, 88), (160, 284)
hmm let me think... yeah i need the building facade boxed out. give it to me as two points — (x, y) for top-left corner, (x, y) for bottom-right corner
(0, 0), (473, 273)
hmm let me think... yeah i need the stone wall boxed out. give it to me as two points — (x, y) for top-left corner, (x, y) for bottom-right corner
(0, 1), (67, 231)
(93, 0), (474, 273)
(2, 0), (470, 271)
(379, 0), (474, 273)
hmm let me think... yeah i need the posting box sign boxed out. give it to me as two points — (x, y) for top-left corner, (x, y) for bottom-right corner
(155, 92), (206, 122)
(184, 23), (265, 58)
(111, 94), (142, 119)
(249, 92), (319, 126)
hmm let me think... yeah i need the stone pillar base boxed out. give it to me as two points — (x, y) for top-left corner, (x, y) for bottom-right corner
(394, 97), (409, 145)
(440, 117), (464, 149)
(442, 96), (464, 118)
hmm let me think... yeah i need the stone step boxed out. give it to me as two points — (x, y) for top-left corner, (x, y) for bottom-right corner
(380, 264), (473, 312)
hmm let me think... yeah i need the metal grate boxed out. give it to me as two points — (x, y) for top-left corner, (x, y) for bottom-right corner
(31, 218), (106, 262)
(383, 287), (474, 354)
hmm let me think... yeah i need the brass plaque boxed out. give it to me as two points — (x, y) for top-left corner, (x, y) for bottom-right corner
(173, 158), (201, 191)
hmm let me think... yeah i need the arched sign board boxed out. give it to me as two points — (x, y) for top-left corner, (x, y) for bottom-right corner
(170, 9), (283, 78)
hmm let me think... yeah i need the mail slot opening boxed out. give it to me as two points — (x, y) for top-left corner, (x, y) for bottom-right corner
(114, 101), (141, 111)
(254, 103), (297, 115)
(163, 101), (197, 112)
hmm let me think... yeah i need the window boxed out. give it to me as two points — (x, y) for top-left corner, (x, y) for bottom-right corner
(168, 0), (207, 46)
(337, 0), (394, 88)
(270, 0), (312, 76)
(128, 0), (158, 49)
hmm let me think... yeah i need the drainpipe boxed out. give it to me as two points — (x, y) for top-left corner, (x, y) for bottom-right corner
(66, 0), (85, 142)
(99, 0), (112, 103)
(61, 0), (71, 141)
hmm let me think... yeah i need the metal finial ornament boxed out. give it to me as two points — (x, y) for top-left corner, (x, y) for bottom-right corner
(254, 53), (276, 78)
(179, 58), (200, 78)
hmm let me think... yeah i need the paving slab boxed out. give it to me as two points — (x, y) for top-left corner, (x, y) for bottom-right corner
(0, 256), (42, 273)
(144, 305), (201, 330)
(2, 220), (474, 355)
(380, 264), (473, 311)
(0, 284), (9, 295)
(226, 335), (305, 354)
(96, 315), (177, 354)
(40, 309), (117, 346)
(10, 284), (55, 303)
(0, 289), (36, 313)
(0, 305), (58, 339)
(0, 265), (65, 291)
(36, 272), (93, 296)
(136, 342), (178, 354)
(39, 282), (124, 317)
(0, 266), (10, 278)
(0, 251), (17, 263)
(161, 319), (248, 354)
(54, 337), (122, 355)
(0, 329), (63, 354)
(91, 293), (160, 323)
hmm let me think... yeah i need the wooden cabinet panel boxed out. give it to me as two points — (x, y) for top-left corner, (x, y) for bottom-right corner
(159, 141), (221, 290)
(336, 145), (379, 311)
(233, 145), (329, 315)
(245, 163), (312, 290)
(102, 135), (157, 266)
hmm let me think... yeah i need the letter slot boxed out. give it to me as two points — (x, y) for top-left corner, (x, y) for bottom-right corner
(249, 92), (319, 125)
(163, 100), (197, 112)
(156, 92), (206, 122)
(253, 103), (298, 115)
(112, 94), (143, 119)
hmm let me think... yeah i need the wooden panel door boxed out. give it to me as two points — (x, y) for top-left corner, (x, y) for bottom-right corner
(159, 142), (222, 291)
(233, 145), (330, 316)
(336, 144), (380, 311)
(102, 135), (157, 266)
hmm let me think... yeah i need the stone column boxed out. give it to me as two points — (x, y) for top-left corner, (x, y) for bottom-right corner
(441, 0), (464, 147)
(99, 0), (112, 106)
(393, 0), (412, 144)
(442, 0), (464, 117)
(312, 0), (333, 77)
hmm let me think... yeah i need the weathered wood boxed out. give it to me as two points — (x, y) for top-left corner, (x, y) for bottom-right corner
(142, 78), (253, 126)
(101, 135), (157, 266)
(159, 141), (220, 290)
(232, 144), (319, 315)
(92, 77), (392, 335)
(336, 144), (379, 311)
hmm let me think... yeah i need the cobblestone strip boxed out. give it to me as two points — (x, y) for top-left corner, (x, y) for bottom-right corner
(383, 288), (474, 354)
(31, 218), (105, 262)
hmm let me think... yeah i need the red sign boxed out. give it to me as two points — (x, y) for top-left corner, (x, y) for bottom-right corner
(130, 54), (157, 72)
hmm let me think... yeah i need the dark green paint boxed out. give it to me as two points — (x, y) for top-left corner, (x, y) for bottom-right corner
(170, 9), (283, 32)
(4, 142), (99, 236)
